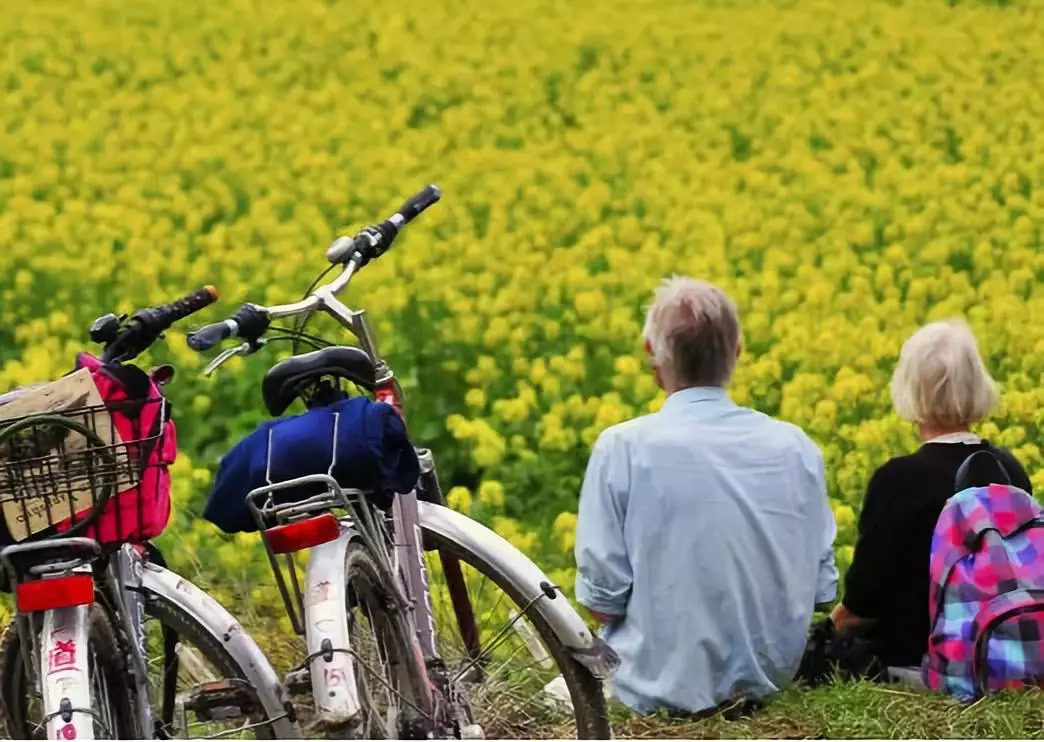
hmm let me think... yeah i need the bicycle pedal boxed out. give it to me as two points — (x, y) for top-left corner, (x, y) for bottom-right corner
(181, 678), (260, 721)
(285, 667), (312, 695)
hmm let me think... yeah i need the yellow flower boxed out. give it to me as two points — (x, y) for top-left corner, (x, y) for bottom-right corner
(465, 387), (487, 411)
(447, 487), (472, 513)
(833, 504), (856, 529)
(477, 480), (505, 509)
(5, 0), (1044, 624)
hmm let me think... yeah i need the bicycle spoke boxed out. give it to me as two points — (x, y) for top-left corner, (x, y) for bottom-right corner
(420, 539), (598, 739)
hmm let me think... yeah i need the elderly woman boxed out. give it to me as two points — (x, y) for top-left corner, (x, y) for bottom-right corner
(832, 319), (1032, 667)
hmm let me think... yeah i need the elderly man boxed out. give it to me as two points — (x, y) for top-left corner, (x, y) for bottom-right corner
(574, 276), (838, 716)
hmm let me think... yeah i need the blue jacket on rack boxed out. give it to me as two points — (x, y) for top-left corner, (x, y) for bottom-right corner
(203, 396), (420, 533)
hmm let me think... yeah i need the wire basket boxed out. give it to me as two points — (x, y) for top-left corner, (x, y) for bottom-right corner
(0, 398), (171, 546)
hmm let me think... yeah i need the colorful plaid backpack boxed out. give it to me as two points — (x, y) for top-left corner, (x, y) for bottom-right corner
(923, 451), (1044, 699)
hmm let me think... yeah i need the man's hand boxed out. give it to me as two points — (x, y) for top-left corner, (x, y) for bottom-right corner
(588, 608), (623, 627)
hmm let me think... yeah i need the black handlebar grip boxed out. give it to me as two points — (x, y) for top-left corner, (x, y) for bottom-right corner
(395, 184), (441, 225)
(164, 286), (220, 323)
(186, 321), (236, 351)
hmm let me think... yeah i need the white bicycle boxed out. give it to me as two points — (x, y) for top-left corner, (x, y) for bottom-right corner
(186, 185), (618, 738)
(0, 290), (302, 740)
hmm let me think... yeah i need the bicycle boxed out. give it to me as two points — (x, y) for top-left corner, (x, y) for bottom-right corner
(186, 185), (619, 739)
(0, 290), (302, 740)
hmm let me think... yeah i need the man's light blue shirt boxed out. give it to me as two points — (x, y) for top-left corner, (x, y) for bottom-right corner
(574, 386), (838, 714)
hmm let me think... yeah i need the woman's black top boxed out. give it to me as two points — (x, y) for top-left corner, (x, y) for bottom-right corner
(841, 440), (1032, 667)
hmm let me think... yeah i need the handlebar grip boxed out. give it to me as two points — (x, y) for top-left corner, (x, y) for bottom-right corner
(394, 184), (441, 225)
(186, 320), (237, 351)
(164, 286), (220, 322)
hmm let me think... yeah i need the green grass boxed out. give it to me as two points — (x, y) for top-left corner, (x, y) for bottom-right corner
(203, 610), (1044, 739)
(608, 681), (1044, 739)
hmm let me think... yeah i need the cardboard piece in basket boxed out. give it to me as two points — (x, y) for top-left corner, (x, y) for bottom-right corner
(0, 368), (136, 541)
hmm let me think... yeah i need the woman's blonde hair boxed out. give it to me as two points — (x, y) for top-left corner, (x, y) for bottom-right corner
(890, 319), (999, 429)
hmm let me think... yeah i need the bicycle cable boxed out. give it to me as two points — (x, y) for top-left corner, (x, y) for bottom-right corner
(290, 263), (337, 355)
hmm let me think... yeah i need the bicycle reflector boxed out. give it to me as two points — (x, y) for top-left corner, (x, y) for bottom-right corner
(16, 574), (95, 613)
(266, 513), (340, 554)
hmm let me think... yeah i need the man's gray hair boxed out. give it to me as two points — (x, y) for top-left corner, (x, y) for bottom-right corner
(642, 276), (741, 388)
(890, 319), (999, 429)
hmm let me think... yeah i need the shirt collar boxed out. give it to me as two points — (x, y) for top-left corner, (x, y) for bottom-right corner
(660, 386), (731, 412)
(925, 431), (981, 445)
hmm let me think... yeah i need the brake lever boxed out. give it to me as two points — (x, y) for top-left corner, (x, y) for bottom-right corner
(203, 339), (265, 377)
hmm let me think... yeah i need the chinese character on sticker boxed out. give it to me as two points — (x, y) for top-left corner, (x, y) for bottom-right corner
(49, 640), (76, 672)
(312, 580), (331, 603)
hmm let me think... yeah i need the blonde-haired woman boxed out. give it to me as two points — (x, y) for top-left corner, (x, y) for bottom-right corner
(831, 319), (1032, 667)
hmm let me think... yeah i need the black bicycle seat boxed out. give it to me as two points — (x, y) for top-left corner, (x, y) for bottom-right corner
(262, 346), (376, 416)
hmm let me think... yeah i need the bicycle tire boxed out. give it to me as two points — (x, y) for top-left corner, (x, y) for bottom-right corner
(0, 605), (137, 740)
(340, 542), (428, 739)
(423, 529), (611, 739)
(143, 594), (276, 740)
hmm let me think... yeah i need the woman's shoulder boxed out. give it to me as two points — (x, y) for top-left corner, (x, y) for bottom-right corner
(863, 447), (964, 501)
(981, 442), (1034, 494)
(859, 452), (935, 506)
(870, 450), (933, 480)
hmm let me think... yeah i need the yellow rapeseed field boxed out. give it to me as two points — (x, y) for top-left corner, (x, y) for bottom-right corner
(2, 0), (1044, 617)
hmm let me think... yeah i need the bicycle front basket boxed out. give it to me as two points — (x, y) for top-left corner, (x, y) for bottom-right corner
(0, 366), (173, 546)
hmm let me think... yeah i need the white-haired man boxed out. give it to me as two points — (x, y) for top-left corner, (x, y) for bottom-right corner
(574, 276), (838, 716)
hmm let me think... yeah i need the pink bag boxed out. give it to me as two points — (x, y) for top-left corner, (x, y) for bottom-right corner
(50, 353), (176, 545)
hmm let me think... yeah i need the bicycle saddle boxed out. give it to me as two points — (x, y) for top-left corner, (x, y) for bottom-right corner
(262, 346), (376, 416)
(954, 449), (1011, 493)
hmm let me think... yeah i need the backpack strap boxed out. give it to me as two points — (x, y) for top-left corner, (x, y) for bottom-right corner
(954, 450), (1011, 493)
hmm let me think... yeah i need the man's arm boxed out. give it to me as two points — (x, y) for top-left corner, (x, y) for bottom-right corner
(809, 443), (839, 607)
(574, 430), (632, 623)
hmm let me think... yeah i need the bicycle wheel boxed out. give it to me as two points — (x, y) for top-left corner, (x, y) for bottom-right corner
(341, 542), (427, 739)
(0, 605), (137, 740)
(141, 594), (278, 739)
(422, 529), (611, 739)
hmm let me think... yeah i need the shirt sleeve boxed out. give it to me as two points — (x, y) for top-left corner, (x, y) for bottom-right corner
(808, 443), (839, 604)
(841, 463), (895, 618)
(574, 428), (633, 617)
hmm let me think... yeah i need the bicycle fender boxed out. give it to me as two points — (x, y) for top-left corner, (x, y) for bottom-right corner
(141, 563), (302, 739)
(417, 501), (620, 680)
(303, 525), (363, 725)
(42, 605), (94, 741)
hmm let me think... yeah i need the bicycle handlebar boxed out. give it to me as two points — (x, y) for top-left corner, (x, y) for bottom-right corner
(187, 185), (440, 353)
(325, 184), (441, 264)
(186, 302), (271, 352)
(96, 286), (219, 363)
(395, 184), (442, 227)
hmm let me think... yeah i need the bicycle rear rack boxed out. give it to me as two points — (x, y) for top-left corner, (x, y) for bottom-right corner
(243, 413), (402, 635)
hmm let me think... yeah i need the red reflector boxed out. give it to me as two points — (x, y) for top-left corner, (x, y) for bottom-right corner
(266, 514), (340, 554)
(16, 574), (94, 613)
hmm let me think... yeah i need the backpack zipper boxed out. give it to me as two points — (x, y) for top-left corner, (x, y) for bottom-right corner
(972, 589), (1044, 696)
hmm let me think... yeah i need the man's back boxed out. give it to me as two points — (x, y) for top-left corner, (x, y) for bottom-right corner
(575, 386), (838, 714)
